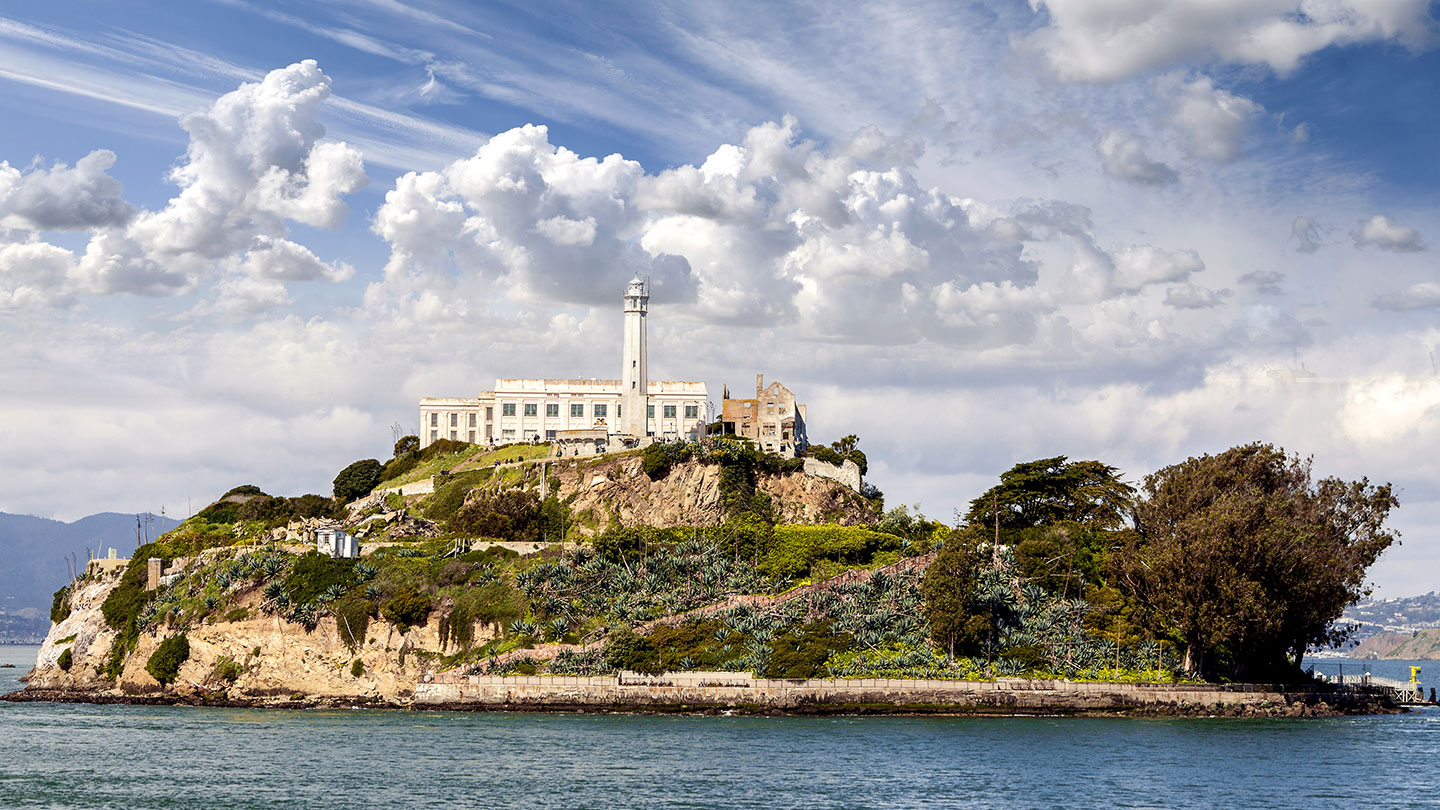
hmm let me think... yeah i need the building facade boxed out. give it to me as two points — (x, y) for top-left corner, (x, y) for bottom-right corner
(720, 374), (809, 457)
(419, 277), (708, 449)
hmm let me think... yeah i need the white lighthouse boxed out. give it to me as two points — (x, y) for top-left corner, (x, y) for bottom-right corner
(620, 275), (649, 437)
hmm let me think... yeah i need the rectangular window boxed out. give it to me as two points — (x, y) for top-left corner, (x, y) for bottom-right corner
(524, 403), (538, 417)
(430, 412), (438, 427)
(502, 429), (515, 441)
(450, 430), (457, 440)
(545, 430), (556, 440)
(593, 404), (607, 418)
(469, 413), (476, 427)
(664, 405), (677, 419)
(546, 403), (559, 417)
(468, 430), (475, 443)
(685, 405), (699, 419)
(570, 403), (584, 418)
(486, 407), (493, 420)
(647, 405), (655, 418)
(430, 429), (437, 442)
(450, 413), (458, 427)
(502, 403), (516, 416)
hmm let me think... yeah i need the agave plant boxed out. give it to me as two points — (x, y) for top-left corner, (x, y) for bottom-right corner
(321, 583), (346, 602)
(364, 584), (382, 601)
(353, 562), (377, 583)
(262, 581), (284, 602)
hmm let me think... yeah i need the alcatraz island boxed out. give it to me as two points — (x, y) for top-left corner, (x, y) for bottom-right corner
(7, 279), (1417, 716)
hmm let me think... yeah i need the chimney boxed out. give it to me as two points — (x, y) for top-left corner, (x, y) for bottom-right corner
(756, 373), (763, 399)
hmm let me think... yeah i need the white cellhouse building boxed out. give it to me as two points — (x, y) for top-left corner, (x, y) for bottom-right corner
(418, 277), (709, 449)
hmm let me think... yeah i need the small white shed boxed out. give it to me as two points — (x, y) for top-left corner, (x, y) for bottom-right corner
(316, 526), (360, 559)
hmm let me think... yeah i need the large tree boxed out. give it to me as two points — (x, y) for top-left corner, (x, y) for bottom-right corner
(962, 456), (1135, 531)
(1113, 443), (1397, 680)
(960, 457), (1136, 598)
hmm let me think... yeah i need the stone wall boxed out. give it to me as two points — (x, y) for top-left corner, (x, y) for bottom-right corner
(802, 458), (862, 492)
(415, 671), (1375, 715)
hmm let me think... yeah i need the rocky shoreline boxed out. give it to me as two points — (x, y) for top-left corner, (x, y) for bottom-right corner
(4, 679), (1400, 718)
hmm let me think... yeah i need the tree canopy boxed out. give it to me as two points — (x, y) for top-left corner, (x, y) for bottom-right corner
(1112, 443), (1397, 680)
(961, 457), (1135, 531)
(332, 458), (383, 501)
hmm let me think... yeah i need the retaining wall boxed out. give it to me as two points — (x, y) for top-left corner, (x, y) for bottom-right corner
(414, 671), (1365, 714)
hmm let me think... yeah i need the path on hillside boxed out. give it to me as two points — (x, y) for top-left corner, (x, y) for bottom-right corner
(450, 551), (938, 674)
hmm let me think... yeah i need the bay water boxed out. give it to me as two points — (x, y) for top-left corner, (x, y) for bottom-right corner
(1, 645), (1435, 808)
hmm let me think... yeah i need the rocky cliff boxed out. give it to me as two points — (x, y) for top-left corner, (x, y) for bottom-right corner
(546, 455), (876, 532)
(23, 567), (474, 707)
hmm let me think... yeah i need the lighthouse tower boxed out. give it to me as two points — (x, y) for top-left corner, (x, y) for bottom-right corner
(620, 275), (649, 437)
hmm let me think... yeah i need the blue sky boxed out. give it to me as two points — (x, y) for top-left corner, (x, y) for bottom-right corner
(0, 0), (1437, 597)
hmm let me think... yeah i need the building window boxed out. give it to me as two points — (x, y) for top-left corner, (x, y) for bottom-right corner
(469, 413), (476, 427)
(664, 405), (677, 419)
(545, 430), (556, 440)
(450, 430), (457, 440)
(570, 403), (584, 417)
(524, 403), (538, 417)
(450, 413), (458, 427)
(744, 402), (752, 409)
(486, 407), (493, 420)
(647, 405), (655, 418)
(685, 405), (699, 419)
(430, 429), (437, 442)
(502, 403), (516, 416)
(430, 412), (438, 427)
(593, 404), (607, 418)
(546, 403), (559, 417)
(468, 430), (475, 443)
(502, 429), (516, 441)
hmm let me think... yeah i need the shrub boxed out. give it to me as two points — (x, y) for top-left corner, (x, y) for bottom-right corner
(333, 458), (384, 501)
(50, 584), (72, 624)
(439, 601), (473, 650)
(642, 443), (672, 480)
(761, 622), (852, 678)
(381, 587), (432, 629)
(394, 435), (420, 458)
(762, 525), (901, 580)
(223, 484), (265, 498)
(350, 658), (364, 677)
(213, 656), (242, 683)
(448, 488), (543, 540)
(146, 634), (190, 686)
(334, 592), (373, 649)
(282, 553), (356, 605)
(57, 647), (72, 671)
(421, 469), (491, 526)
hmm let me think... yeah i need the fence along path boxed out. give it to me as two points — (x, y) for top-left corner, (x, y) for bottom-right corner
(453, 551), (938, 674)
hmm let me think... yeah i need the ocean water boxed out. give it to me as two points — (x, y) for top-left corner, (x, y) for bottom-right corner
(1, 645), (1435, 809)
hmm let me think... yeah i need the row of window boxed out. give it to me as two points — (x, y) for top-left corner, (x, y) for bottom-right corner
(433, 403), (701, 420)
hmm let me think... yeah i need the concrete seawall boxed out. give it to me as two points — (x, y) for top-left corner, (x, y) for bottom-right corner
(415, 671), (1391, 716)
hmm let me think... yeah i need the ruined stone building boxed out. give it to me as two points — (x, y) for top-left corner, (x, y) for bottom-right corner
(720, 374), (809, 458)
(419, 277), (708, 449)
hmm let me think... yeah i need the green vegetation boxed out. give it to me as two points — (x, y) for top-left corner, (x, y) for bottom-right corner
(50, 584), (71, 624)
(350, 658), (364, 677)
(283, 553), (357, 605)
(1115, 443), (1397, 680)
(763, 525), (902, 580)
(57, 647), (72, 671)
(145, 634), (190, 685)
(805, 434), (869, 475)
(333, 458), (384, 501)
(381, 587), (432, 628)
(213, 656), (242, 684)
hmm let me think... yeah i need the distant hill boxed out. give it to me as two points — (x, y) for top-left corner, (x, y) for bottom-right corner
(0, 511), (171, 641)
(1327, 591), (1440, 654)
(1349, 629), (1440, 660)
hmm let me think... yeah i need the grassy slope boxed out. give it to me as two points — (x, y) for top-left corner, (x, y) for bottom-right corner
(380, 444), (552, 488)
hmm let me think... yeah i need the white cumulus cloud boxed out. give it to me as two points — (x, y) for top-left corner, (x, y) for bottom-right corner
(1097, 129), (1178, 186)
(1353, 214), (1425, 252)
(1026, 0), (1436, 82)
(0, 149), (135, 231)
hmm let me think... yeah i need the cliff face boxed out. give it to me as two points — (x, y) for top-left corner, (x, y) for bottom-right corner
(547, 455), (876, 532)
(25, 569), (486, 705)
